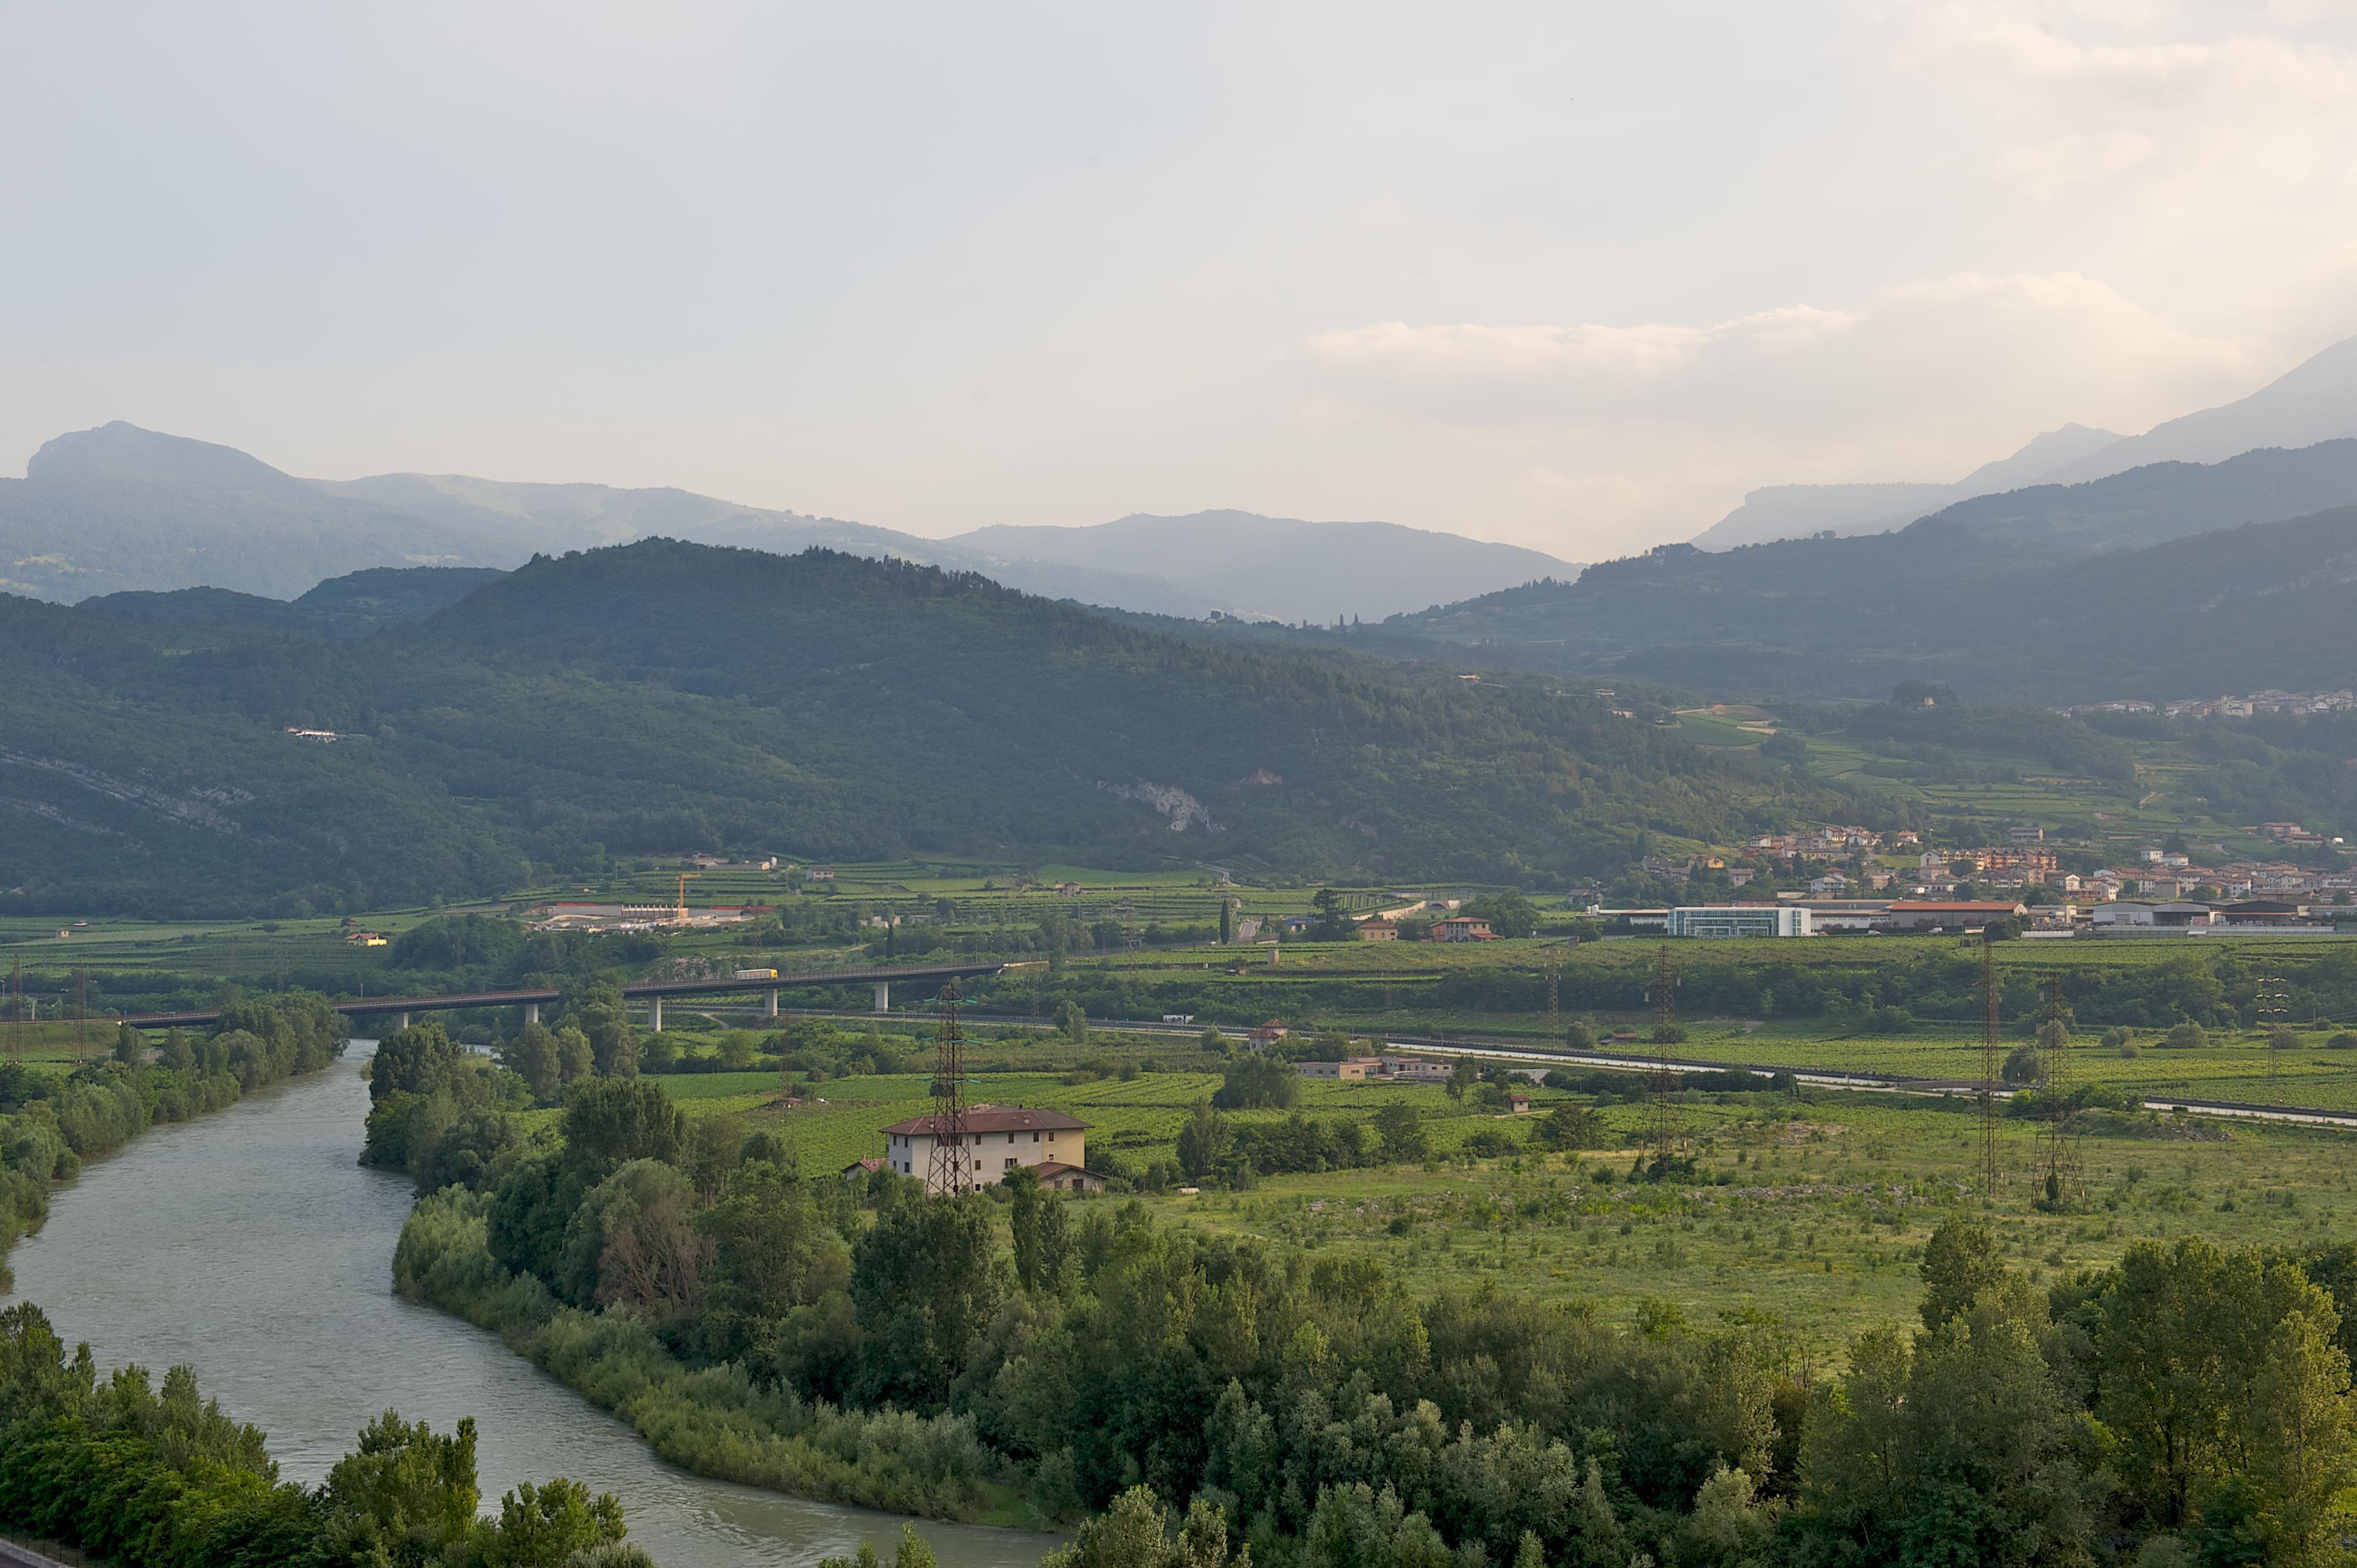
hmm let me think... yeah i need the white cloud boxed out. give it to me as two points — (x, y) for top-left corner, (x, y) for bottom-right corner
(1991, 128), (2157, 198)
(1303, 272), (2251, 434)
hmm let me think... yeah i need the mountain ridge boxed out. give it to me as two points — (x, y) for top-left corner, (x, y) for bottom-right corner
(6, 423), (1565, 622)
(1687, 329), (2357, 551)
(1387, 441), (2357, 703)
(0, 539), (1861, 915)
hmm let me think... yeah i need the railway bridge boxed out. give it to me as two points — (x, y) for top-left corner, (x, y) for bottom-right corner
(118, 960), (1010, 1031)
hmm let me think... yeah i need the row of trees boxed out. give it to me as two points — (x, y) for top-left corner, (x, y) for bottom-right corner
(1, 994), (348, 1288)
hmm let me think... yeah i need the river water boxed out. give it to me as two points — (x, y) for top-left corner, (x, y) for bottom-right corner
(1, 1045), (1059, 1568)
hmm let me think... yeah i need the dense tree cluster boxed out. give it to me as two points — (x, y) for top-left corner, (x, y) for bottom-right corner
(0, 539), (1881, 916)
(397, 1056), (2357, 1568)
(0, 1303), (642, 1567)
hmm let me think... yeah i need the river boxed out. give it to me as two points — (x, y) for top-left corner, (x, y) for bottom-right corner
(1, 1045), (1060, 1568)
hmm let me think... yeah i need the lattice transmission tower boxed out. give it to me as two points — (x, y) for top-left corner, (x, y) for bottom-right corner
(1978, 937), (2002, 1202)
(2257, 975), (2292, 1096)
(2034, 973), (2082, 1210)
(925, 979), (976, 1195)
(1646, 945), (1681, 1166)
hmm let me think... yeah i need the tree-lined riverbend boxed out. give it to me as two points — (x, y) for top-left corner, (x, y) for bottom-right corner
(0, 1042), (1057, 1568)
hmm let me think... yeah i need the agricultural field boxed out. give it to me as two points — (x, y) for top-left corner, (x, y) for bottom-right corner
(653, 1061), (1539, 1176)
(649, 1047), (2357, 1353)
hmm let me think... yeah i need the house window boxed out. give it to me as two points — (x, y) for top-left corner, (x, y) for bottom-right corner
(1004, 1158), (1017, 1171)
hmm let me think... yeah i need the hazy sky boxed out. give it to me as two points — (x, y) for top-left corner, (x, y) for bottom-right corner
(6, 2), (2356, 561)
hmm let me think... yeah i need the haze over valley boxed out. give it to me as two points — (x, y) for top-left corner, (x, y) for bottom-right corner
(15, 8), (2357, 1568)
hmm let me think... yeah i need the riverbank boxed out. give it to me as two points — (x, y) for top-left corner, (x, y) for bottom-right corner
(4, 1047), (1055, 1568)
(394, 1191), (1046, 1532)
(0, 996), (344, 1290)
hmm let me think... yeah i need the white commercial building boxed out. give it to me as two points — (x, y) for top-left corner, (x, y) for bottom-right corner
(1664, 905), (1814, 938)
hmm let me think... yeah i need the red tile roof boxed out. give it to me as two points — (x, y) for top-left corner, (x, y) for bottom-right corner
(879, 1105), (1091, 1137)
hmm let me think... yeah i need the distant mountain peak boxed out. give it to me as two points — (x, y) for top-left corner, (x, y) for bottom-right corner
(26, 422), (293, 488)
(2034, 331), (2357, 486)
(1689, 422), (2125, 551)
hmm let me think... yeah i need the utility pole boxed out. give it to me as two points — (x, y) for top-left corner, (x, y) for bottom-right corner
(1978, 937), (2001, 1202)
(2257, 975), (2290, 1097)
(2035, 973), (2081, 1210)
(926, 979), (974, 1196)
(71, 965), (88, 1055)
(1646, 945), (1679, 1168)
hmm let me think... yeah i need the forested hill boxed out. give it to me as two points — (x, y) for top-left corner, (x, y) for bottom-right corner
(0, 540), (1876, 915)
(1389, 463), (2357, 702)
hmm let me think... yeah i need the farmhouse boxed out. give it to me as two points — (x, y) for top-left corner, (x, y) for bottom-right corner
(1430, 915), (1496, 942)
(1376, 1056), (1453, 1082)
(877, 1104), (1092, 1194)
(1298, 1057), (1382, 1082)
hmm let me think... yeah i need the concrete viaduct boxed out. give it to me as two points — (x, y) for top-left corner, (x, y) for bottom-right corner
(117, 960), (1009, 1032)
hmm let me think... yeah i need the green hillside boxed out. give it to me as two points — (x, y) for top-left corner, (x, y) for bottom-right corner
(0, 540), (1874, 917)
(1388, 483), (2357, 704)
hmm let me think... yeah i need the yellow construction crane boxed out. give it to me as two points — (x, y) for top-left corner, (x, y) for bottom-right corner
(675, 872), (702, 924)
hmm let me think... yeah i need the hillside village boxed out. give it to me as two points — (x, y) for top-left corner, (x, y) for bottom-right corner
(1586, 818), (2357, 938)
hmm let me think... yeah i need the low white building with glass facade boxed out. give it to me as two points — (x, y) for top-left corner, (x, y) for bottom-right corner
(1664, 904), (1814, 938)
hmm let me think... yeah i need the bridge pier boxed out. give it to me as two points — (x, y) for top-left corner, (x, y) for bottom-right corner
(872, 981), (890, 1013)
(524, 1002), (540, 1025)
(396, 1012), (410, 1031)
(648, 996), (663, 1032)
(765, 988), (780, 1019)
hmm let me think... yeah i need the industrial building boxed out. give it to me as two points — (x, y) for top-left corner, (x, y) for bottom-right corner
(1664, 904), (1814, 938)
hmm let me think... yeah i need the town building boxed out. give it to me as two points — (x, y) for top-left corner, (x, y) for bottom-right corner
(2091, 902), (2214, 930)
(1879, 900), (2030, 932)
(1789, 899), (1893, 933)
(1376, 1056), (1453, 1082)
(1664, 905), (1814, 938)
(877, 1105), (1093, 1193)
(1298, 1058), (1382, 1081)
(2214, 900), (2309, 926)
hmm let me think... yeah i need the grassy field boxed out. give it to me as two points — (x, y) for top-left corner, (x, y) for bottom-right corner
(648, 1047), (2357, 1353)
(654, 1063), (1541, 1174)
